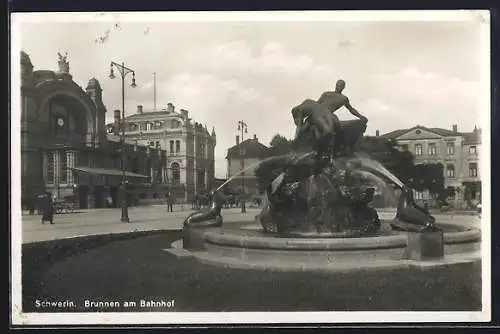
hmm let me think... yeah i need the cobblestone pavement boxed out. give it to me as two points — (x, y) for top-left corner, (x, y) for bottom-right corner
(20, 206), (481, 244)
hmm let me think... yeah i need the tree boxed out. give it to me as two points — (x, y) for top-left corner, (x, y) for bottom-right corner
(269, 134), (290, 148)
(357, 136), (415, 185)
(411, 163), (445, 198)
(462, 181), (481, 202)
(268, 134), (294, 156)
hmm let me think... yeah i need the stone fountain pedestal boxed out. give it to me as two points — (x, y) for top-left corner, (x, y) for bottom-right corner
(406, 230), (444, 261)
(173, 219), (480, 272)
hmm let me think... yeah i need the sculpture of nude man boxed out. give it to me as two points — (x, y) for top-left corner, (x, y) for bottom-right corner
(317, 79), (368, 125)
(292, 79), (367, 159)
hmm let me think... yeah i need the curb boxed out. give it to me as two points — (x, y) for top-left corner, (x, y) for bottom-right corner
(163, 240), (482, 273)
(165, 240), (481, 273)
(23, 228), (179, 245)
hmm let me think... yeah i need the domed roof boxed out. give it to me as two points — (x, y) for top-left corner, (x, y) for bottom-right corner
(20, 51), (33, 67)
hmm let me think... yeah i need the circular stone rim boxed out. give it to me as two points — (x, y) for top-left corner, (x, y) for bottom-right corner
(202, 221), (481, 251)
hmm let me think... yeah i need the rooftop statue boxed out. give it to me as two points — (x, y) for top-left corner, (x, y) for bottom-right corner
(57, 52), (70, 73)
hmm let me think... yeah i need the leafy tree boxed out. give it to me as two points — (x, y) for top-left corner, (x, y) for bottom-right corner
(267, 134), (294, 156)
(269, 134), (291, 148)
(462, 181), (481, 202)
(410, 163), (445, 198)
(357, 136), (415, 185)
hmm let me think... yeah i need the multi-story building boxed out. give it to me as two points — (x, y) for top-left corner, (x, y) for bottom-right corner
(380, 124), (482, 205)
(20, 51), (166, 209)
(225, 134), (269, 195)
(106, 103), (216, 202)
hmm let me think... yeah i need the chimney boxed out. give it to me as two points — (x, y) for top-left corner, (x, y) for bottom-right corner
(474, 126), (482, 141)
(167, 103), (175, 113)
(452, 124), (458, 133)
(376, 130), (380, 137)
(253, 134), (257, 141)
(180, 109), (188, 120)
(137, 105), (143, 114)
(236, 135), (240, 145)
(113, 110), (121, 134)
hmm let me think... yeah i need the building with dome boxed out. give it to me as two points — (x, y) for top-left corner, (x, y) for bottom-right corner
(106, 103), (217, 202)
(20, 51), (167, 209)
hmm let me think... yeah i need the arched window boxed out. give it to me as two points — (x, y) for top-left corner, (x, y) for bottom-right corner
(146, 122), (152, 131)
(171, 162), (180, 185)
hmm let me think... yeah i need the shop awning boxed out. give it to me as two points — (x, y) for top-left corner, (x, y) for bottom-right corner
(71, 167), (149, 178)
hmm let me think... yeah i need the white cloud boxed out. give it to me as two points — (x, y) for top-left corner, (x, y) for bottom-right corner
(366, 68), (481, 131)
(186, 40), (332, 78)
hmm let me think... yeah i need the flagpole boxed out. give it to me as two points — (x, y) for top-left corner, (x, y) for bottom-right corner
(153, 72), (157, 111)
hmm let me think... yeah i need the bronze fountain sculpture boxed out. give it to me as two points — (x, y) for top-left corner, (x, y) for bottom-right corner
(184, 80), (438, 238)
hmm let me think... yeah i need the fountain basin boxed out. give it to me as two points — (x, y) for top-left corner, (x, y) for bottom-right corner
(180, 220), (480, 267)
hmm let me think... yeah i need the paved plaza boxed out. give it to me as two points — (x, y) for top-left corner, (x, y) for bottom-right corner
(21, 205), (481, 244)
(20, 205), (263, 244)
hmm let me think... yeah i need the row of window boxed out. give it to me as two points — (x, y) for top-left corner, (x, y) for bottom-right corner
(413, 187), (480, 201)
(147, 140), (208, 158)
(413, 191), (436, 201)
(128, 119), (182, 132)
(147, 140), (182, 153)
(445, 163), (478, 178)
(46, 160), (182, 186)
(401, 142), (477, 157)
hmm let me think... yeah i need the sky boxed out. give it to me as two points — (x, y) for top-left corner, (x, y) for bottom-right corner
(15, 12), (488, 178)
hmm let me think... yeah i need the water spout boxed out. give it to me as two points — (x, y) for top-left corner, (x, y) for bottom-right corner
(354, 155), (405, 189)
(215, 153), (302, 192)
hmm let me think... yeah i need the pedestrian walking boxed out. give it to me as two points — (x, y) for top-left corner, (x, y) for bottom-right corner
(41, 191), (54, 225)
(167, 192), (174, 212)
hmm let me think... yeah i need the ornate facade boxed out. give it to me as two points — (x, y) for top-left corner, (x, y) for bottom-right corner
(106, 103), (216, 201)
(20, 51), (166, 209)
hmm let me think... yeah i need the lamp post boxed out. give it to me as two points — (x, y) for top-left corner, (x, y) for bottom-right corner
(237, 120), (248, 213)
(109, 61), (137, 223)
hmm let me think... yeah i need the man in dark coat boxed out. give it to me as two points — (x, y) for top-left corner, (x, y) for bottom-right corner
(41, 192), (54, 224)
(167, 192), (175, 212)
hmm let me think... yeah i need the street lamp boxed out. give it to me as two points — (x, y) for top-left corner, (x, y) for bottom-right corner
(237, 120), (248, 213)
(109, 61), (137, 223)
